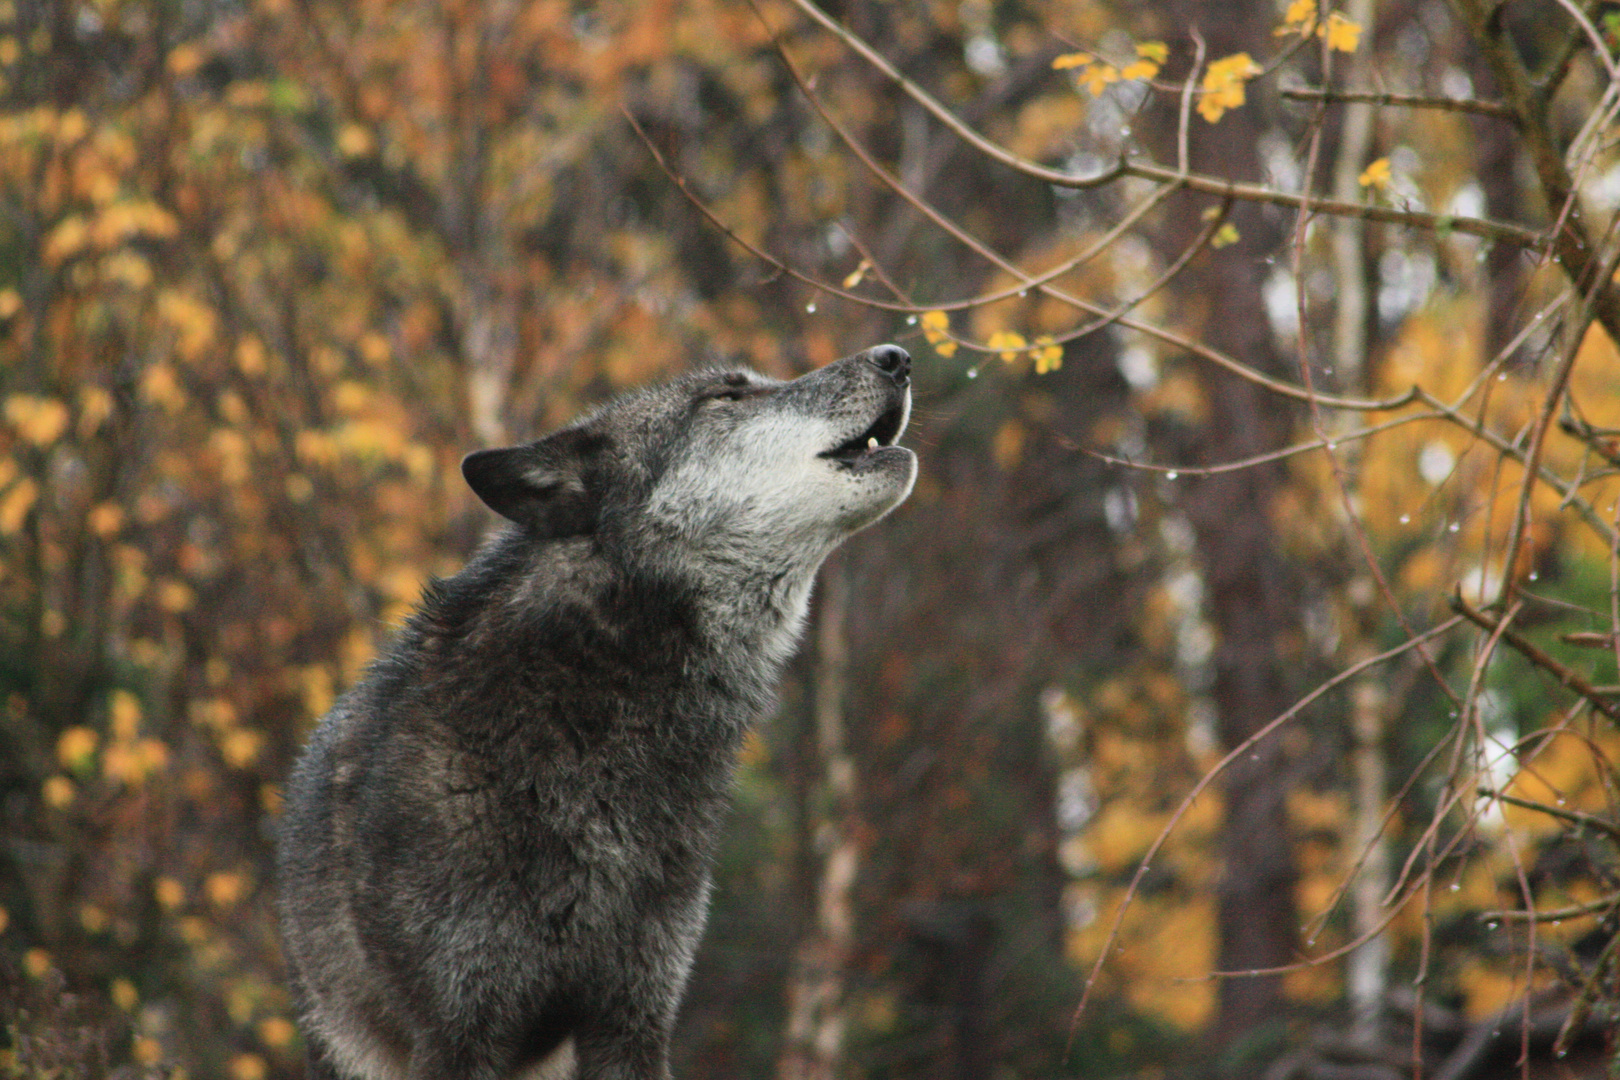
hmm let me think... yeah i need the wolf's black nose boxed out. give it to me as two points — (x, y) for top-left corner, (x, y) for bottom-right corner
(862, 344), (911, 386)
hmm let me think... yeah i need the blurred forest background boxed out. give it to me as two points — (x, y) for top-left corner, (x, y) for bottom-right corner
(5, 0), (1620, 1077)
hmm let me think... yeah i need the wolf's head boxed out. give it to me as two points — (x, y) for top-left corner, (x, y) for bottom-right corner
(462, 345), (916, 580)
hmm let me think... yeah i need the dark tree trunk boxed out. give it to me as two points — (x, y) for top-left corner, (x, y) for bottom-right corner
(1155, 0), (1305, 1053)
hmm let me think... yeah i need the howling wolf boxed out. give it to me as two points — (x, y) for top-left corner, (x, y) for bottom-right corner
(276, 345), (916, 1080)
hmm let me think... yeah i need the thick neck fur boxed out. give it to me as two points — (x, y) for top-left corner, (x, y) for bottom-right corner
(376, 524), (816, 760)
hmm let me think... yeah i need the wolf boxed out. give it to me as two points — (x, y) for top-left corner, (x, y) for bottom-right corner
(275, 344), (916, 1080)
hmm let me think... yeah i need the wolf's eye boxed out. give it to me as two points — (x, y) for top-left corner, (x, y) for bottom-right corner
(699, 386), (750, 405)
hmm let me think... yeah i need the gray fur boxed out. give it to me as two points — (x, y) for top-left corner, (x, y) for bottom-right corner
(276, 346), (916, 1080)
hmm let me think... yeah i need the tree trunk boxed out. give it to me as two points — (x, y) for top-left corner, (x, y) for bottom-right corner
(1158, 0), (1304, 1050)
(778, 561), (858, 1080)
(1326, 0), (1391, 1045)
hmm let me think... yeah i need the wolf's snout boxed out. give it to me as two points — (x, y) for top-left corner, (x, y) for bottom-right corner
(860, 344), (911, 387)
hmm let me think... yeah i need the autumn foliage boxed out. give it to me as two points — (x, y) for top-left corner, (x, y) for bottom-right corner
(4, 0), (1620, 1077)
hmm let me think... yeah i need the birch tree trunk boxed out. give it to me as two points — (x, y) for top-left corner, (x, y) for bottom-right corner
(1324, 0), (1392, 1045)
(778, 561), (858, 1080)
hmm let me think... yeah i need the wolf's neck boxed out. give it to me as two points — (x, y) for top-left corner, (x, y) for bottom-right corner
(676, 551), (825, 676)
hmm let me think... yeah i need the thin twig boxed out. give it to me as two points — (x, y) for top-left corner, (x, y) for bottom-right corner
(1553, 0), (1620, 82)
(1417, 388), (1617, 549)
(630, 66), (1418, 414)
(1087, 408), (1447, 476)
(783, 0), (1546, 248)
(1557, 921), (1620, 1055)
(1478, 789), (1620, 845)
(1067, 617), (1465, 1025)
(1280, 86), (1516, 120)
(1497, 221), (1620, 606)
(1450, 595), (1620, 724)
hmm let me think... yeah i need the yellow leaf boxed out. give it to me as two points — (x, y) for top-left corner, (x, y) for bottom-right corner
(0, 476), (39, 535)
(1319, 13), (1361, 52)
(111, 978), (138, 1011)
(0, 288), (19, 318)
(842, 259), (871, 289)
(1080, 63), (1119, 96)
(987, 330), (1028, 362)
(1211, 222), (1241, 248)
(55, 109), (86, 144)
(78, 903), (108, 933)
(1118, 59), (1160, 81)
(137, 738), (169, 776)
(42, 215), (89, 264)
(235, 336), (269, 376)
(167, 42), (206, 76)
(4, 394), (70, 445)
(1033, 335), (1063, 374)
(1280, 0), (1316, 31)
(156, 579), (196, 614)
(42, 775), (75, 808)
(221, 727), (264, 769)
(141, 363), (187, 413)
(1136, 41), (1169, 64)
(258, 1016), (296, 1048)
(57, 726), (99, 772)
(102, 250), (153, 289)
(206, 870), (248, 909)
(920, 309), (958, 358)
(132, 1037), (163, 1066)
(23, 949), (52, 979)
(336, 123), (374, 158)
(1358, 156), (1391, 190)
(78, 385), (114, 437)
(156, 290), (218, 361)
(332, 380), (373, 416)
(1207, 52), (1262, 80)
(1198, 53), (1260, 123)
(109, 689), (142, 739)
(154, 877), (185, 910)
(229, 1054), (268, 1080)
(102, 741), (137, 783)
(91, 200), (179, 249)
(358, 331), (390, 367)
(1052, 52), (1094, 70)
(190, 697), (239, 730)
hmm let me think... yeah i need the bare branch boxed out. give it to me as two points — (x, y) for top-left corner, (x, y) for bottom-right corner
(1553, 0), (1620, 82)
(784, 0), (1546, 248)
(1450, 595), (1620, 724)
(1473, 790), (1620, 845)
(1068, 617), (1466, 1027)
(1087, 409), (1448, 477)
(1559, 412), (1620, 467)
(1483, 892), (1620, 923)
(1281, 86), (1515, 120)
(1417, 388), (1618, 549)
(1454, 0), (1620, 342)
(1120, 159), (1543, 245)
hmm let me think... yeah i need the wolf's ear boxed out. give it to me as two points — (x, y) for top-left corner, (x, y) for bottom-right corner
(461, 429), (605, 539)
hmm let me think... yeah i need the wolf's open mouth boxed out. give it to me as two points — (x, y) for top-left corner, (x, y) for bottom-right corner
(820, 401), (907, 465)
